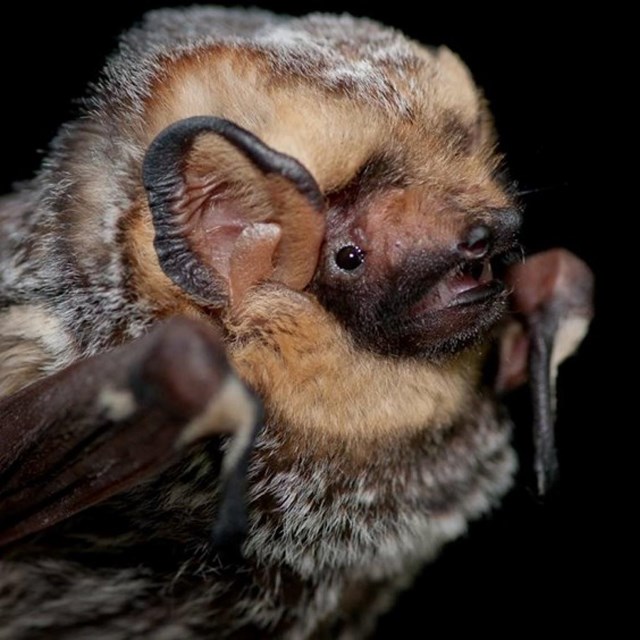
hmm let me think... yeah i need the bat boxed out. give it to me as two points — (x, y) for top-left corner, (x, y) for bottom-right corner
(0, 7), (593, 639)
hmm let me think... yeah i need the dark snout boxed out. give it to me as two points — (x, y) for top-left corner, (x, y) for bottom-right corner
(312, 199), (522, 360)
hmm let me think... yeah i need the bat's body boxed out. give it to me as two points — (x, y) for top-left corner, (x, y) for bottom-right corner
(0, 8), (592, 639)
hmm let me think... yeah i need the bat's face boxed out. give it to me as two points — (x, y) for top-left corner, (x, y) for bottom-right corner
(310, 166), (521, 359)
(141, 44), (521, 362)
(117, 18), (591, 501)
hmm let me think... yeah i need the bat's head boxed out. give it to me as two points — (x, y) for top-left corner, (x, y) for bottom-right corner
(309, 161), (521, 359)
(138, 29), (591, 492)
(141, 42), (522, 361)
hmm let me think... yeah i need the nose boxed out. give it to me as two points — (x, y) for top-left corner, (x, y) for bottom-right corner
(458, 224), (491, 259)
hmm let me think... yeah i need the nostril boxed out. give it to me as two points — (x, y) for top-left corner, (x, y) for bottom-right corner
(458, 225), (492, 258)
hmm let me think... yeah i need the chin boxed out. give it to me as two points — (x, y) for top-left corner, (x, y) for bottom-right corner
(359, 282), (509, 360)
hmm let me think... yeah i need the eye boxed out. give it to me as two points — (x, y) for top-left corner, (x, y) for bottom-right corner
(335, 245), (365, 271)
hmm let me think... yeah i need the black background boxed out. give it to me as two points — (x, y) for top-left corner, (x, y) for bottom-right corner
(1, 2), (608, 634)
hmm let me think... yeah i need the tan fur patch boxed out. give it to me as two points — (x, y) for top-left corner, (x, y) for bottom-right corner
(121, 203), (209, 320)
(225, 286), (483, 452)
(0, 336), (49, 398)
(0, 306), (76, 398)
(139, 42), (508, 211)
(143, 48), (393, 193)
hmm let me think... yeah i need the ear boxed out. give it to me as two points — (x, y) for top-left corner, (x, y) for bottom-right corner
(496, 249), (594, 494)
(143, 116), (325, 309)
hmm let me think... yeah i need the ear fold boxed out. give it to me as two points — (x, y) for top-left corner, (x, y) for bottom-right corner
(143, 117), (325, 309)
(497, 249), (594, 494)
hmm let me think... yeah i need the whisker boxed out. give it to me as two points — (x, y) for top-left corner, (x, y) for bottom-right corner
(514, 183), (569, 197)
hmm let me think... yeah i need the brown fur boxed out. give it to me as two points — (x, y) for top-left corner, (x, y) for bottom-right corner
(142, 44), (492, 195)
(226, 286), (482, 447)
(0, 9), (540, 639)
(0, 306), (77, 397)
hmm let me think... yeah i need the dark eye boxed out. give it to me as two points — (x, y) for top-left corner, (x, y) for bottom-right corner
(335, 245), (365, 271)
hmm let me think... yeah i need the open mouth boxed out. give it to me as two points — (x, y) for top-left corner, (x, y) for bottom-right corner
(409, 255), (509, 317)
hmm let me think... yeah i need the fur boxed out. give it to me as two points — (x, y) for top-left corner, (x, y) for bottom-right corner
(1, 8), (521, 638)
(1, 399), (515, 640)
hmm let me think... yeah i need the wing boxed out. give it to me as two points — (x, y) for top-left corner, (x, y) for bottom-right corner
(0, 316), (260, 548)
(1, 114), (326, 551)
(498, 249), (594, 494)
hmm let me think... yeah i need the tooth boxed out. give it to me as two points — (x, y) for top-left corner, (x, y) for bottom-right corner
(437, 279), (452, 305)
(481, 260), (493, 282)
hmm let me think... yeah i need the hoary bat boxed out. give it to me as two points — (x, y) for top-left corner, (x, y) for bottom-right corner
(0, 7), (593, 639)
